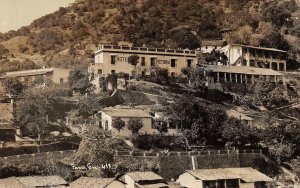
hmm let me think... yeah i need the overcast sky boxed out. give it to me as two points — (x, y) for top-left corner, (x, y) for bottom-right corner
(0, 0), (75, 33)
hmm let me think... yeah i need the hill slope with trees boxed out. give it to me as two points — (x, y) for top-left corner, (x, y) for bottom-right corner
(0, 0), (300, 71)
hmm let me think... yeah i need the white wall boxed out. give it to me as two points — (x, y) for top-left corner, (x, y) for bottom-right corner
(101, 112), (156, 137)
(177, 173), (203, 188)
(124, 175), (135, 188)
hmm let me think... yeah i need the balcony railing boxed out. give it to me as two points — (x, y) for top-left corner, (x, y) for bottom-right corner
(96, 44), (196, 55)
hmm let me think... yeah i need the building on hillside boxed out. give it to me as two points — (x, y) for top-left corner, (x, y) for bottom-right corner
(176, 168), (273, 188)
(0, 102), (16, 142)
(0, 68), (71, 84)
(69, 177), (125, 188)
(206, 65), (284, 90)
(153, 112), (182, 136)
(121, 171), (168, 188)
(89, 44), (197, 78)
(0, 176), (68, 188)
(200, 40), (227, 54)
(200, 44), (287, 71)
(100, 107), (155, 137)
(226, 110), (254, 126)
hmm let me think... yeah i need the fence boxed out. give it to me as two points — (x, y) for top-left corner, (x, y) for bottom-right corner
(0, 150), (77, 165)
(115, 149), (262, 157)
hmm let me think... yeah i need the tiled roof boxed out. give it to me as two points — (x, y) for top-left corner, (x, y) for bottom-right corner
(102, 108), (152, 118)
(231, 44), (287, 53)
(137, 183), (169, 188)
(187, 168), (273, 182)
(227, 110), (253, 121)
(202, 40), (226, 47)
(2, 68), (54, 78)
(0, 177), (25, 188)
(16, 176), (68, 187)
(69, 177), (116, 188)
(127, 171), (164, 182)
(206, 65), (284, 76)
(0, 176), (68, 188)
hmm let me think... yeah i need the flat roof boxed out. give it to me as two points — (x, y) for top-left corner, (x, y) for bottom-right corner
(0, 176), (68, 188)
(69, 177), (116, 188)
(95, 44), (196, 57)
(206, 65), (284, 76)
(126, 171), (164, 182)
(231, 44), (287, 53)
(187, 168), (273, 182)
(1, 68), (54, 78)
(102, 108), (153, 118)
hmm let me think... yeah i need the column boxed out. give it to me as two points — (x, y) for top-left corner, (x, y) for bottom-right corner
(240, 74), (243, 83)
(229, 73), (232, 82)
(246, 48), (250, 66)
(274, 76), (277, 82)
(217, 72), (220, 82)
(284, 63), (286, 71)
(251, 75), (254, 84)
(224, 73), (227, 82)
(277, 63), (280, 71)
(245, 74), (247, 84)
(235, 74), (238, 83)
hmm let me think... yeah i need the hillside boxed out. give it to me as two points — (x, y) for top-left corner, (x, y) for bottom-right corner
(0, 0), (299, 71)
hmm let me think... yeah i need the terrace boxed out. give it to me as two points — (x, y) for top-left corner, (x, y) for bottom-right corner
(95, 44), (196, 56)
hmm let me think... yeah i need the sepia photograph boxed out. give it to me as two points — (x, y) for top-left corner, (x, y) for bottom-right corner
(0, 0), (300, 187)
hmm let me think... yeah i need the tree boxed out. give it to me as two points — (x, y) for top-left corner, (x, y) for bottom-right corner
(69, 68), (93, 94)
(74, 130), (116, 177)
(1, 78), (27, 96)
(227, 25), (253, 45)
(265, 140), (295, 164)
(128, 118), (144, 135)
(16, 84), (70, 137)
(222, 117), (258, 147)
(291, 157), (300, 178)
(112, 117), (126, 132)
(128, 55), (139, 67)
(150, 67), (169, 84)
(259, 31), (290, 51)
(154, 121), (168, 134)
(166, 96), (228, 145)
(181, 67), (209, 91)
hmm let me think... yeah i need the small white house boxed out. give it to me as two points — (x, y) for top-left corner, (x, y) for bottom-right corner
(100, 107), (156, 137)
(177, 168), (273, 188)
(122, 171), (168, 188)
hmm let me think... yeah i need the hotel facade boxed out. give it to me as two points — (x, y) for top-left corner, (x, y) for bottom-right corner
(200, 42), (287, 71)
(89, 44), (197, 77)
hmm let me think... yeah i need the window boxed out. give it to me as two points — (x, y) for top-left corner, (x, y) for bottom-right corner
(150, 58), (156, 66)
(111, 55), (116, 64)
(98, 69), (103, 74)
(141, 57), (145, 66)
(187, 59), (192, 67)
(60, 78), (64, 84)
(105, 120), (108, 131)
(171, 59), (176, 67)
(111, 70), (116, 74)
